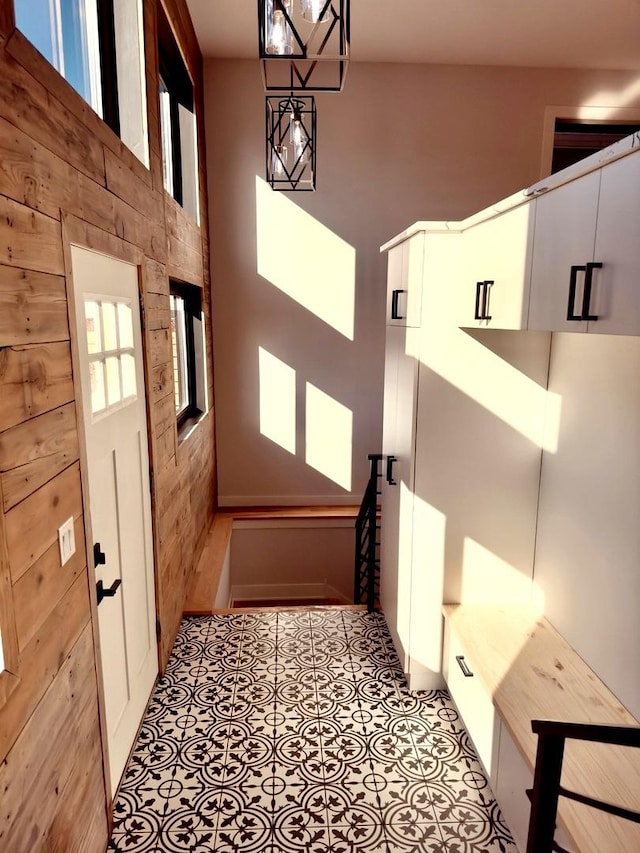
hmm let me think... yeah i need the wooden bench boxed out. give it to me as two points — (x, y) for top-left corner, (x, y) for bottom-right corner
(184, 506), (359, 614)
(442, 603), (640, 852)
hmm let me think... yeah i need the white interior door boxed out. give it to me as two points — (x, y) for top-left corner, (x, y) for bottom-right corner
(71, 245), (158, 795)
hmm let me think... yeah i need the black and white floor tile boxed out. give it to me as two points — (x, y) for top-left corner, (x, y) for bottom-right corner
(109, 609), (517, 852)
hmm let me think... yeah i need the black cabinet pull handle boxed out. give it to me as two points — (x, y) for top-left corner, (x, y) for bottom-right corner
(582, 261), (602, 321)
(456, 655), (474, 677)
(386, 455), (397, 485)
(482, 280), (493, 321)
(567, 264), (586, 321)
(474, 281), (493, 321)
(391, 289), (406, 320)
(93, 542), (106, 567)
(96, 578), (122, 605)
(474, 282), (483, 320)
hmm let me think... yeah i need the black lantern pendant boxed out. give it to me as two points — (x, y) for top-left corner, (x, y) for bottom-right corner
(258, 0), (349, 93)
(266, 95), (317, 191)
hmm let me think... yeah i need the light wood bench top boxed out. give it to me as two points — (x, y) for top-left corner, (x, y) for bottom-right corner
(443, 603), (640, 853)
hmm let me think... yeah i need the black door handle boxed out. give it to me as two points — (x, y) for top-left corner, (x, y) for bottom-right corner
(96, 578), (122, 605)
(567, 264), (586, 321)
(391, 289), (406, 320)
(386, 455), (397, 485)
(93, 542), (106, 567)
(582, 261), (602, 321)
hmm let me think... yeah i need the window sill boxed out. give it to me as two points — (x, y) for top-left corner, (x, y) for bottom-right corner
(177, 409), (206, 447)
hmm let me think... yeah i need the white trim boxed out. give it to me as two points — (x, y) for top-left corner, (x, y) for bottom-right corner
(219, 494), (360, 507)
(228, 582), (351, 608)
(232, 518), (354, 530)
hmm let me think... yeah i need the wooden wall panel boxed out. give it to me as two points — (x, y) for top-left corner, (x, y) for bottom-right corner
(0, 402), (79, 511)
(0, 42), (106, 184)
(0, 196), (63, 274)
(5, 462), (82, 582)
(0, 571), (90, 762)
(13, 516), (85, 651)
(0, 342), (74, 433)
(0, 0), (216, 845)
(0, 266), (69, 344)
(0, 625), (107, 852)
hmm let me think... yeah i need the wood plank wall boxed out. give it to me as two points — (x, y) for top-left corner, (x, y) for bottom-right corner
(0, 0), (216, 848)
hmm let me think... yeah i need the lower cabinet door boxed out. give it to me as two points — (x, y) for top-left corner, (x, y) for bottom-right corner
(443, 622), (500, 780)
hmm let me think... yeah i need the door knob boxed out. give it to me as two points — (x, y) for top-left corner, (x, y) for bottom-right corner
(96, 578), (122, 605)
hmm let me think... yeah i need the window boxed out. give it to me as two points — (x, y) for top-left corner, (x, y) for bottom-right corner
(169, 283), (207, 433)
(84, 297), (137, 418)
(158, 2), (200, 223)
(15, 0), (149, 166)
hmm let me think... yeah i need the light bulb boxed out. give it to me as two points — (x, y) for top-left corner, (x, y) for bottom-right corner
(272, 144), (288, 177)
(290, 112), (309, 165)
(301, 0), (329, 23)
(266, 2), (293, 55)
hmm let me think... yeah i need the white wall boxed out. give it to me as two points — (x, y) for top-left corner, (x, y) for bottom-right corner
(203, 59), (640, 505)
(534, 332), (640, 719)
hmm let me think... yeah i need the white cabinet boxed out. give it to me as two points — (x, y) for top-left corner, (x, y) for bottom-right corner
(380, 227), (548, 690)
(590, 152), (640, 336)
(527, 170), (600, 332)
(528, 148), (640, 335)
(380, 231), (425, 671)
(443, 620), (500, 781)
(385, 234), (424, 327)
(380, 324), (419, 671)
(457, 201), (536, 330)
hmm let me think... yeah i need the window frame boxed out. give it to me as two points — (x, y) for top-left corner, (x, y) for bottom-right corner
(157, 1), (199, 221)
(169, 282), (205, 434)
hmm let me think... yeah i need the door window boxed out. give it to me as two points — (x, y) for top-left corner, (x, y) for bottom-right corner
(84, 297), (137, 418)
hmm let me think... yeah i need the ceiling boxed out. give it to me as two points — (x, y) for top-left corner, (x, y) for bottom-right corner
(186, 0), (640, 70)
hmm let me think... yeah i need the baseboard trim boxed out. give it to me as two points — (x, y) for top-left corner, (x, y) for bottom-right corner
(219, 495), (361, 507)
(228, 582), (351, 608)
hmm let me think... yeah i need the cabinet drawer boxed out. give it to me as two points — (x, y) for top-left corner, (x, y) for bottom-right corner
(443, 622), (500, 779)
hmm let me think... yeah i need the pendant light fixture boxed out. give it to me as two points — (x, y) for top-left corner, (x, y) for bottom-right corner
(266, 95), (316, 191)
(258, 0), (349, 92)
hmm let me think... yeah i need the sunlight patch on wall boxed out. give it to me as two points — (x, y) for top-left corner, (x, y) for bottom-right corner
(305, 382), (352, 490)
(255, 176), (356, 340)
(578, 79), (640, 118)
(259, 347), (296, 454)
(417, 327), (554, 450)
(461, 536), (540, 605)
(406, 496), (447, 675)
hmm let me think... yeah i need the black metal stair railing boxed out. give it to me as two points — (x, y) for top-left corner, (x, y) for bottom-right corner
(354, 454), (382, 612)
(527, 719), (640, 852)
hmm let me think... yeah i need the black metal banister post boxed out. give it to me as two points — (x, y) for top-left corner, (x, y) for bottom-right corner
(354, 454), (382, 611)
(526, 719), (640, 852)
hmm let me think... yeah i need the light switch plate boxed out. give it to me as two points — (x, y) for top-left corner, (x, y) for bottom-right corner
(58, 517), (76, 566)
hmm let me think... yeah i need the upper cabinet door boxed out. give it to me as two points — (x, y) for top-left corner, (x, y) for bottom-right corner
(527, 170), (601, 333)
(386, 234), (424, 327)
(588, 153), (640, 336)
(457, 202), (536, 330)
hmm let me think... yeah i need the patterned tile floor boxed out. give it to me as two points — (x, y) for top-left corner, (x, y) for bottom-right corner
(109, 609), (517, 852)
